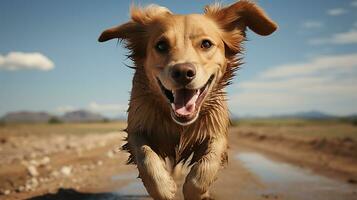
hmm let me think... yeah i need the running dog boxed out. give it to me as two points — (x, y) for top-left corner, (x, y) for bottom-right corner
(99, 1), (277, 199)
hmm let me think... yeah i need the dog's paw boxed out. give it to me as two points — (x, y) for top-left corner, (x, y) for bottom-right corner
(201, 190), (215, 200)
(183, 178), (216, 200)
(155, 174), (177, 200)
(141, 171), (177, 200)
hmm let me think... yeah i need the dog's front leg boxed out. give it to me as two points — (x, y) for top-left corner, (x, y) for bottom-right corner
(131, 137), (177, 200)
(183, 136), (227, 200)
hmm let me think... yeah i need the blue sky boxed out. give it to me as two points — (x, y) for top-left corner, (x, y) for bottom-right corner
(0, 0), (357, 117)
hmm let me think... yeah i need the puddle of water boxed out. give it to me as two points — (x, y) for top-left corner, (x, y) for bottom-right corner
(116, 181), (148, 196)
(111, 173), (137, 181)
(236, 152), (357, 200)
(30, 172), (149, 200)
(111, 172), (149, 198)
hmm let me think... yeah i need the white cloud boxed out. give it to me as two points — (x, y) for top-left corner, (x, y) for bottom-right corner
(239, 77), (328, 90)
(56, 106), (76, 113)
(0, 52), (54, 71)
(302, 21), (323, 29)
(230, 53), (357, 116)
(56, 102), (127, 117)
(327, 8), (348, 16)
(88, 102), (127, 113)
(352, 1), (357, 7)
(309, 29), (357, 45)
(260, 53), (357, 79)
(311, 29), (357, 45)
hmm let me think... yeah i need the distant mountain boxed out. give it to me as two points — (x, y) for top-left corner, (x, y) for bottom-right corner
(0, 110), (106, 123)
(277, 111), (335, 119)
(112, 115), (127, 121)
(60, 110), (105, 122)
(1, 110), (355, 123)
(346, 114), (357, 120)
(0, 111), (53, 123)
(236, 111), (339, 120)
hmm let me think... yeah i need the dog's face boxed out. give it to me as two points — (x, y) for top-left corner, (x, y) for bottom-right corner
(99, 1), (277, 125)
(144, 14), (227, 125)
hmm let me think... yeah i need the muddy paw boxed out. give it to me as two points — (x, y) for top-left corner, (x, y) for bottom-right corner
(141, 172), (177, 200)
(155, 175), (177, 200)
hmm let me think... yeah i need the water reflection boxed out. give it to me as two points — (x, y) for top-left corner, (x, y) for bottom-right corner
(236, 152), (357, 200)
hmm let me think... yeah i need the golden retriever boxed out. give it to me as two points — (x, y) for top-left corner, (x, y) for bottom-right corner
(99, 1), (277, 199)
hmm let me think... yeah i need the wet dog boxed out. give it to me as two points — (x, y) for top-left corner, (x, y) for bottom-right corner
(99, 1), (277, 199)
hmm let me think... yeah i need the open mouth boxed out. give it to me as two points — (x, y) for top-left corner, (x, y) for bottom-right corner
(157, 75), (215, 126)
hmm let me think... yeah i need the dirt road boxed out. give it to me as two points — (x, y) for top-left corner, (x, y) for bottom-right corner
(0, 124), (357, 200)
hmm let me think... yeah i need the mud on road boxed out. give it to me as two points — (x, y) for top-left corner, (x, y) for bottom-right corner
(0, 123), (357, 200)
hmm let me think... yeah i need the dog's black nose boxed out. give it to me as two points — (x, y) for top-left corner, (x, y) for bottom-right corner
(171, 63), (196, 85)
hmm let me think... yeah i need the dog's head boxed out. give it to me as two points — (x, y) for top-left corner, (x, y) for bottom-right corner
(99, 1), (277, 126)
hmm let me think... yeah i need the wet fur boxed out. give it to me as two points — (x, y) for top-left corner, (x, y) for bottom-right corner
(99, 1), (277, 199)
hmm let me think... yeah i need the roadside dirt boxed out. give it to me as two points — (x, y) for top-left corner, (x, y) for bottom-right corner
(231, 126), (357, 183)
(0, 126), (356, 200)
(0, 131), (133, 199)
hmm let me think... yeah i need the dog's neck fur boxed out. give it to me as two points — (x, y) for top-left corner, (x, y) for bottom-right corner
(123, 54), (240, 165)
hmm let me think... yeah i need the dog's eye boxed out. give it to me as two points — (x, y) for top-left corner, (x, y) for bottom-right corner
(155, 40), (169, 53)
(201, 39), (213, 49)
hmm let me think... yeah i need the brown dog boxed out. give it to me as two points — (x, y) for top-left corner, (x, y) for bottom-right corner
(99, 1), (277, 199)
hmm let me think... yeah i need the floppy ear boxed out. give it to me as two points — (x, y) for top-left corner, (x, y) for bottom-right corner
(98, 22), (140, 42)
(98, 20), (148, 61)
(205, 0), (278, 36)
(98, 5), (172, 62)
(98, 5), (172, 42)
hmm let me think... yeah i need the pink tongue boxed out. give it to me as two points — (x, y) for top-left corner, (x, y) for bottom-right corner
(173, 89), (199, 116)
